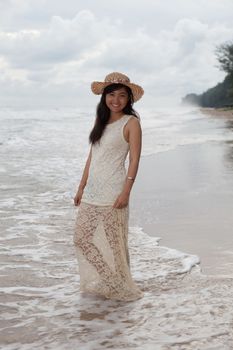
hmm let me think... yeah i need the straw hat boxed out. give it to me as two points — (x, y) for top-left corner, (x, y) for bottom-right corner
(91, 72), (144, 102)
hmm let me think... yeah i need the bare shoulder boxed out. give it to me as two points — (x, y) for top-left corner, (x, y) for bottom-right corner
(127, 115), (141, 129)
(123, 115), (141, 142)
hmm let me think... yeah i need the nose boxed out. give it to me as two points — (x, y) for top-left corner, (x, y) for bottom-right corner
(113, 95), (120, 103)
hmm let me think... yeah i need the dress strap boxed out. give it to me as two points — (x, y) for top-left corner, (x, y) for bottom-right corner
(120, 115), (139, 143)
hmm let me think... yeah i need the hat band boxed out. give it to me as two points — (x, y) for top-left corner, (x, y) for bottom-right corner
(105, 78), (130, 84)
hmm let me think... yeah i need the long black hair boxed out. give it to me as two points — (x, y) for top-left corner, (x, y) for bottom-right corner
(89, 83), (139, 144)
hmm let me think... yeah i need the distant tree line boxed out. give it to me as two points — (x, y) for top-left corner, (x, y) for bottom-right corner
(182, 41), (233, 108)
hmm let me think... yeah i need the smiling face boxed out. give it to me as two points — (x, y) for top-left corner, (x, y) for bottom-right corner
(105, 86), (129, 115)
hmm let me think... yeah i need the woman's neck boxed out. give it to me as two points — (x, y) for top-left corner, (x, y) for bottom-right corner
(109, 112), (124, 123)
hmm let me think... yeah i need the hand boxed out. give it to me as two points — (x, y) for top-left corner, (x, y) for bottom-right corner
(113, 192), (130, 209)
(73, 188), (83, 206)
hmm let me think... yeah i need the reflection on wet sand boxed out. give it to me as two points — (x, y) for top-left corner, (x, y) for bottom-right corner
(2, 219), (233, 350)
(1, 107), (233, 349)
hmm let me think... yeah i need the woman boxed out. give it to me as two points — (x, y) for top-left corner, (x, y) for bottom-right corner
(73, 72), (144, 301)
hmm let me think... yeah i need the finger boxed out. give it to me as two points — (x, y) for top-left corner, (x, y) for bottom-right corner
(113, 199), (118, 208)
(74, 198), (79, 206)
(116, 202), (122, 209)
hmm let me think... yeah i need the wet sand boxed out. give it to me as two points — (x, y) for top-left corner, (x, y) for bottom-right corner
(1, 107), (233, 349)
(1, 215), (233, 350)
(200, 107), (233, 119)
(131, 141), (233, 276)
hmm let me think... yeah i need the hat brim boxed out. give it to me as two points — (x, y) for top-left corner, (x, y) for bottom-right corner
(91, 81), (144, 102)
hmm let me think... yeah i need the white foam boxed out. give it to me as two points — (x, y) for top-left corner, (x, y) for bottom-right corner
(1, 107), (233, 349)
(1, 225), (232, 350)
(141, 107), (233, 156)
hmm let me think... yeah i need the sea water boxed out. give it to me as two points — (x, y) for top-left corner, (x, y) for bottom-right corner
(1, 106), (233, 349)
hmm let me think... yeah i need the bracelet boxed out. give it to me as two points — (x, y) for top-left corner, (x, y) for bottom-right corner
(127, 176), (135, 181)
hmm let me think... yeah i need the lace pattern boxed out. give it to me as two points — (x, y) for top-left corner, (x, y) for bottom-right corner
(81, 115), (136, 206)
(73, 202), (144, 301)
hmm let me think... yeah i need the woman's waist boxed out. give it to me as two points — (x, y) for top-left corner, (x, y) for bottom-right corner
(90, 157), (126, 169)
(82, 184), (124, 205)
(89, 166), (126, 179)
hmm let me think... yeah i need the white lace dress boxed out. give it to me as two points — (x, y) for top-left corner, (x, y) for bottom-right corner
(73, 114), (144, 301)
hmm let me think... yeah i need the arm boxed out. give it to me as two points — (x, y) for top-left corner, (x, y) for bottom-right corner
(74, 146), (92, 206)
(113, 117), (142, 209)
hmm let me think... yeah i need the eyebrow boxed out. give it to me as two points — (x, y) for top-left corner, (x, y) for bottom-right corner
(110, 91), (127, 95)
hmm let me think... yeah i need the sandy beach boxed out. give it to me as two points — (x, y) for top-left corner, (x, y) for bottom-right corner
(200, 107), (233, 119)
(131, 141), (233, 276)
(1, 107), (233, 349)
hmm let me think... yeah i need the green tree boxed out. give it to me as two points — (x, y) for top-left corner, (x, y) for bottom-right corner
(216, 41), (233, 76)
(182, 40), (233, 107)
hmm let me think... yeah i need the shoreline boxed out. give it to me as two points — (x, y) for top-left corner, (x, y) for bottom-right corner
(130, 141), (233, 277)
(1, 107), (233, 349)
(200, 107), (233, 119)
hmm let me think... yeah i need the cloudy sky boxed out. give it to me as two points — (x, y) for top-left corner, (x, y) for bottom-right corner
(0, 0), (233, 109)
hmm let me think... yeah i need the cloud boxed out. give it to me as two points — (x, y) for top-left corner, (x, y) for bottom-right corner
(0, 11), (116, 69)
(1, 0), (233, 32)
(0, 1), (233, 108)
